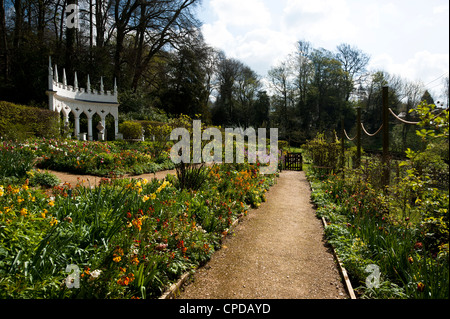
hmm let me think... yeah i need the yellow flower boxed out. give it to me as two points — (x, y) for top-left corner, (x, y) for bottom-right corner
(48, 200), (55, 207)
(150, 193), (156, 200)
(113, 256), (122, 263)
(0, 186), (4, 197)
(142, 195), (150, 202)
(50, 217), (58, 226)
(22, 185), (29, 191)
(17, 197), (24, 204)
(20, 208), (28, 216)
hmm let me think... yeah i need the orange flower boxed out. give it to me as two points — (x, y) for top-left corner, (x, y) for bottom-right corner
(117, 273), (135, 286)
(131, 256), (139, 265)
(113, 256), (121, 263)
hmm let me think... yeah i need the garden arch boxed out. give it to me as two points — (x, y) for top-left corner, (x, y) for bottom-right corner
(46, 57), (120, 140)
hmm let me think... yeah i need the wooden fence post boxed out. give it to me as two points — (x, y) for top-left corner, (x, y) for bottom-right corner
(341, 118), (345, 170)
(356, 106), (361, 168)
(382, 86), (390, 187)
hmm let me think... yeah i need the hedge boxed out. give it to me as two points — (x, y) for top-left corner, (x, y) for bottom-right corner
(0, 101), (60, 140)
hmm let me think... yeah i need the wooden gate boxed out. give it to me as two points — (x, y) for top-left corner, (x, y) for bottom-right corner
(284, 153), (303, 171)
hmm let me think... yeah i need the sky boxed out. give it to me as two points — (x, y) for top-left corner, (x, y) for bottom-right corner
(195, 0), (449, 104)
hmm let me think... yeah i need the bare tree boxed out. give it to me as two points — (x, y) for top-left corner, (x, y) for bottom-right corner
(335, 43), (370, 101)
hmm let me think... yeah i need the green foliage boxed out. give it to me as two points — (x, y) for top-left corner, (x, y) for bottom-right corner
(35, 138), (174, 177)
(0, 162), (275, 298)
(175, 163), (209, 191)
(141, 121), (174, 159)
(0, 142), (36, 183)
(27, 170), (61, 188)
(119, 121), (143, 140)
(306, 102), (449, 299)
(0, 101), (60, 140)
(303, 133), (340, 174)
(309, 170), (448, 299)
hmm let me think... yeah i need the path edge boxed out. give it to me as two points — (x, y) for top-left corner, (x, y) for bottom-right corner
(321, 216), (357, 299)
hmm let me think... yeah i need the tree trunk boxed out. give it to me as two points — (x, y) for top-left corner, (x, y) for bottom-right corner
(0, 0), (8, 79)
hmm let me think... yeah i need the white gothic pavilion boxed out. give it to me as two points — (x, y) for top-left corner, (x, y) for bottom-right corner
(46, 57), (120, 140)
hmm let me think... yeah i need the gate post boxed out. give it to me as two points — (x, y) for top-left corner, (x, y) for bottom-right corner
(382, 86), (390, 188)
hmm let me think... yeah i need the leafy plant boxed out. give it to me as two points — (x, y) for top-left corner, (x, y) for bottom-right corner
(27, 170), (60, 188)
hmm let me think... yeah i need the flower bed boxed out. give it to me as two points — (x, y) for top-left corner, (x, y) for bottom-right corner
(307, 169), (448, 299)
(0, 162), (276, 298)
(8, 138), (175, 177)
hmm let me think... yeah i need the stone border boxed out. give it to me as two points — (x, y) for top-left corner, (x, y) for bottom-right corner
(321, 217), (357, 299)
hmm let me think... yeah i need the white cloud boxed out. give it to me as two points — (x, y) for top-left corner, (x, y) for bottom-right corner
(433, 4), (449, 14)
(210, 0), (272, 27)
(281, 0), (357, 43)
(202, 21), (235, 50)
(369, 50), (449, 98)
(199, 0), (449, 93)
(202, 0), (294, 75)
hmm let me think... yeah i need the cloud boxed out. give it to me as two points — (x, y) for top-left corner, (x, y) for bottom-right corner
(281, 0), (357, 43)
(202, 0), (295, 75)
(200, 0), (449, 92)
(209, 0), (272, 27)
(369, 50), (449, 98)
(433, 4), (449, 14)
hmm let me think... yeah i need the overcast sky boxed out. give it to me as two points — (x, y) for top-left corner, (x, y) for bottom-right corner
(195, 0), (449, 103)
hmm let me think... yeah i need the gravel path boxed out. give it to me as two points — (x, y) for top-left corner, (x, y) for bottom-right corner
(178, 170), (348, 299)
(47, 168), (348, 299)
(46, 169), (177, 187)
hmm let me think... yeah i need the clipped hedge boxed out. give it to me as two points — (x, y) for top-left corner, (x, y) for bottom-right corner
(119, 121), (143, 140)
(0, 101), (60, 140)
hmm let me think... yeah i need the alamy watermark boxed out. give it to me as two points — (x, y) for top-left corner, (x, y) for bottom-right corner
(65, 264), (80, 288)
(169, 120), (279, 175)
(365, 264), (381, 289)
(66, 5), (80, 30)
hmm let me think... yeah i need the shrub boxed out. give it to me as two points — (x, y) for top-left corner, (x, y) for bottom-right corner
(303, 132), (340, 174)
(27, 170), (61, 188)
(0, 101), (60, 140)
(119, 121), (143, 140)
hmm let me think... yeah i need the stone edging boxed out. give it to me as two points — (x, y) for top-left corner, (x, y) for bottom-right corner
(321, 216), (357, 299)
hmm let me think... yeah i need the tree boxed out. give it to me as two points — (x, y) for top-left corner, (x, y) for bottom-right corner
(129, 0), (201, 91)
(212, 57), (243, 126)
(309, 48), (349, 132)
(251, 90), (270, 128)
(335, 43), (370, 101)
(268, 60), (294, 138)
(157, 44), (210, 119)
(421, 90), (435, 105)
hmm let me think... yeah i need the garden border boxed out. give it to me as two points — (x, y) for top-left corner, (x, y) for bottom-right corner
(159, 215), (243, 299)
(321, 216), (356, 299)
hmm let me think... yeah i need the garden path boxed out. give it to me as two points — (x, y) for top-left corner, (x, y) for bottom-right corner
(47, 168), (348, 299)
(46, 169), (177, 187)
(178, 170), (348, 299)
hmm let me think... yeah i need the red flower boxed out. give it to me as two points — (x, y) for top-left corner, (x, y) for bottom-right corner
(417, 282), (425, 292)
